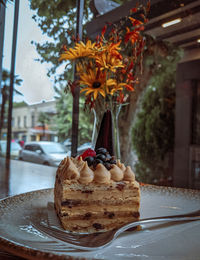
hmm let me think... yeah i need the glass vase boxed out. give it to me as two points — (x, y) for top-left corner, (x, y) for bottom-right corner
(111, 103), (121, 159)
(91, 103), (121, 159)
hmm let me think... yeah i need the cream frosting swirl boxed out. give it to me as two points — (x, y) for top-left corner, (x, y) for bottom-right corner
(123, 166), (135, 182)
(79, 162), (94, 184)
(71, 156), (85, 170)
(58, 156), (136, 183)
(109, 164), (124, 181)
(94, 163), (111, 184)
(116, 160), (126, 171)
(58, 157), (80, 180)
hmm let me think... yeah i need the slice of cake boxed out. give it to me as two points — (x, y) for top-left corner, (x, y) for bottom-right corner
(54, 148), (140, 233)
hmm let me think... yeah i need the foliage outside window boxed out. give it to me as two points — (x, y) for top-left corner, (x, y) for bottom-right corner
(132, 44), (184, 184)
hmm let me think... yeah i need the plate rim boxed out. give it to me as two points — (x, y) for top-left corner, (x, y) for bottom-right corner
(0, 185), (199, 259)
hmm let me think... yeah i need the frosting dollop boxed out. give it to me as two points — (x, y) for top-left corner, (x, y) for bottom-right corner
(71, 156), (85, 170)
(59, 157), (80, 180)
(116, 160), (126, 171)
(79, 162), (94, 184)
(57, 156), (136, 183)
(94, 163), (111, 184)
(123, 166), (135, 182)
(110, 164), (124, 181)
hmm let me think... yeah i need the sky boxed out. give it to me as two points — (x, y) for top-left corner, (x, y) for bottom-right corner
(3, 0), (55, 104)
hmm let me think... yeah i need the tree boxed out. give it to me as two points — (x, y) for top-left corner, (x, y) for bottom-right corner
(54, 84), (93, 144)
(30, 0), (91, 83)
(0, 69), (22, 138)
(132, 44), (184, 184)
(38, 111), (50, 140)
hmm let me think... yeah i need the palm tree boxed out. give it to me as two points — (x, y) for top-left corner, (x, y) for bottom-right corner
(0, 69), (22, 138)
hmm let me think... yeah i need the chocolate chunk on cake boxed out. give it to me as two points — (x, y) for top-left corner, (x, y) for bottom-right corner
(54, 148), (140, 233)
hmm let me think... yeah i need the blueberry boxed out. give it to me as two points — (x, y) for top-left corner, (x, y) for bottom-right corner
(105, 153), (112, 161)
(84, 156), (95, 166)
(96, 148), (107, 155)
(109, 159), (116, 165)
(93, 159), (103, 168)
(104, 162), (112, 170)
(96, 154), (106, 162)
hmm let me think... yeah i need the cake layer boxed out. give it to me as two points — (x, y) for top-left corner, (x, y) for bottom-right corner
(60, 189), (139, 201)
(59, 179), (140, 190)
(60, 180), (140, 189)
(55, 197), (139, 207)
(57, 203), (139, 215)
(55, 181), (140, 201)
(57, 208), (139, 220)
(60, 216), (139, 232)
(55, 198), (140, 232)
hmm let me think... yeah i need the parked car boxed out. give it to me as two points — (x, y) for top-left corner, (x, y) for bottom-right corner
(19, 141), (67, 166)
(62, 138), (71, 151)
(0, 140), (22, 159)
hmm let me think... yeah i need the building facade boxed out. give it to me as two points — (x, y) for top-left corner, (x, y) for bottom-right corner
(2, 100), (57, 142)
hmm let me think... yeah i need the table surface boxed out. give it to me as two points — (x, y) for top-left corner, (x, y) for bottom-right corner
(0, 158), (199, 259)
(0, 157), (56, 259)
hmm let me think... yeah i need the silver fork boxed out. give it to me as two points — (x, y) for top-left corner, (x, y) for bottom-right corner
(31, 209), (200, 251)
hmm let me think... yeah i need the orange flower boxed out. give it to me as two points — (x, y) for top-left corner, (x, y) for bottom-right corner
(127, 72), (135, 82)
(116, 92), (128, 104)
(124, 27), (139, 44)
(124, 84), (134, 91)
(129, 17), (143, 27)
(130, 7), (138, 13)
(101, 25), (107, 37)
(116, 92), (125, 103)
(106, 41), (122, 60)
(127, 61), (134, 72)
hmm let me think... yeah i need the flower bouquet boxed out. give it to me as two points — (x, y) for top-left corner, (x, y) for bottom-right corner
(60, 3), (149, 158)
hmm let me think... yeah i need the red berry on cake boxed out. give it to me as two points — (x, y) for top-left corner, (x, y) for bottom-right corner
(79, 148), (96, 160)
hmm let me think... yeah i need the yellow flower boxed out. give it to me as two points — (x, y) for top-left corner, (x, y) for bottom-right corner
(76, 62), (85, 74)
(59, 40), (96, 61)
(76, 60), (95, 74)
(95, 52), (124, 73)
(79, 69), (116, 100)
(110, 82), (126, 95)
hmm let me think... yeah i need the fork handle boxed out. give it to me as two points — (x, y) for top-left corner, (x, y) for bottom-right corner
(116, 210), (200, 236)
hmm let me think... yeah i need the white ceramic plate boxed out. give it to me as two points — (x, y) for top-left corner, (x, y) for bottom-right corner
(0, 186), (200, 260)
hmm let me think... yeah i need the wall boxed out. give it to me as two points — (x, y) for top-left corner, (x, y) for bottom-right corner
(174, 60), (200, 189)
